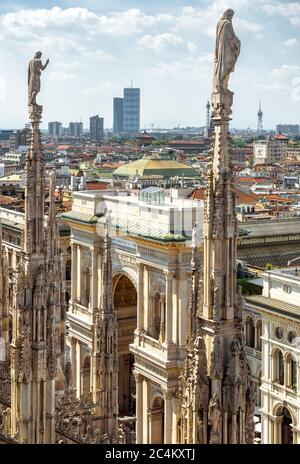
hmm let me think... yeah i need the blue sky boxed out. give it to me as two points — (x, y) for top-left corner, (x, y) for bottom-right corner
(0, 0), (299, 130)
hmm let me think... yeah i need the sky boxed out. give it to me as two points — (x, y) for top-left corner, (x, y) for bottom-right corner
(0, 0), (299, 130)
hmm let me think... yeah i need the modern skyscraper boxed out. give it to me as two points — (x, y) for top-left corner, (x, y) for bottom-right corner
(123, 87), (140, 137)
(69, 122), (83, 138)
(113, 97), (124, 134)
(48, 121), (62, 138)
(90, 115), (104, 142)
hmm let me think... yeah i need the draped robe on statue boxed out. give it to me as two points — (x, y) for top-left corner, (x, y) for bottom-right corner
(28, 59), (42, 105)
(213, 17), (240, 92)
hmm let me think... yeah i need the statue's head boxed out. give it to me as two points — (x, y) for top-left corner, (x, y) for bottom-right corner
(223, 9), (234, 20)
(34, 51), (42, 59)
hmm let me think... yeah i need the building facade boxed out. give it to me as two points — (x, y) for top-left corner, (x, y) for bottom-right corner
(276, 124), (300, 138)
(113, 97), (124, 134)
(69, 122), (83, 138)
(254, 137), (288, 165)
(90, 115), (104, 142)
(123, 88), (140, 137)
(245, 269), (300, 444)
(48, 121), (62, 138)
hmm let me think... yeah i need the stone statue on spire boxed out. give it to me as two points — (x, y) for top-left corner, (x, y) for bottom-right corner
(28, 51), (49, 107)
(213, 9), (240, 93)
(28, 51), (49, 121)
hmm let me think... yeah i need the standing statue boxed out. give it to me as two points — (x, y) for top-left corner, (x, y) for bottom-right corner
(28, 51), (49, 106)
(192, 222), (203, 248)
(208, 393), (222, 434)
(213, 9), (240, 93)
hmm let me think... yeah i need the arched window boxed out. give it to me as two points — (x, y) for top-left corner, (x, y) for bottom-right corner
(273, 349), (284, 385)
(279, 351), (284, 385)
(245, 317), (255, 348)
(291, 358), (297, 391)
(256, 320), (262, 351)
(65, 260), (71, 281)
(286, 353), (297, 391)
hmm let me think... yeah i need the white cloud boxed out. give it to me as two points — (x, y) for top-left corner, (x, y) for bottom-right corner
(153, 54), (214, 78)
(284, 38), (297, 46)
(0, 77), (6, 102)
(81, 49), (114, 61)
(292, 77), (300, 101)
(49, 71), (75, 81)
(261, 1), (300, 26)
(186, 41), (198, 54)
(137, 33), (183, 51)
(82, 82), (118, 95)
(271, 64), (300, 79)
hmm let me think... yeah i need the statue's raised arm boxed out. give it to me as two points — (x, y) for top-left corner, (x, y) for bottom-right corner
(213, 9), (240, 93)
(28, 51), (49, 107)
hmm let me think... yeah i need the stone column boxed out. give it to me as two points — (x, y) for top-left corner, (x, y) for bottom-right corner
(172, 394), (178, 443)
(163, 389), (173, 443)
(142, 378), (149, 443)
(135, 373), (144, 444)
(77, 246), (81, 302)
(163, 270), (174, 346)
(136, 263), (144, 334)
(76, 340), (81, 399)
(143, 266), (149, 333)
(71, 338), (77, 392)
(71, 243), (78, 302)
(90, 247), (98, 311)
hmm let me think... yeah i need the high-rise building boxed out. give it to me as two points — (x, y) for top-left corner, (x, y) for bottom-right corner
(276, 124), (300, 138)
(90, 115), (104, 142)
(123, 87), (140, 137)
(113, 97), (124, 134)
(48, 121), (62, 138)
(9, 128), (30, 151)
(69, 122), (83, 138)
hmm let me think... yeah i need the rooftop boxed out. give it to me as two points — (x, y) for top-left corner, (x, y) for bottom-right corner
(113, 156), (199, 179)
(245, 294), (300, 320)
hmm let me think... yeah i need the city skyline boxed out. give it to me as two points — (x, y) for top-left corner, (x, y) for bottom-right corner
(0, 0), (299, 129)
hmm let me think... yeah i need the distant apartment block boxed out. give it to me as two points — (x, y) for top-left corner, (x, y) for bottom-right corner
(123, 87), (140, 137)
(48, 121), (62, 138)
(90, 115), (104, 142)
(69, 122), (83, 138)
(113, 97), (124, 134)
(276, 124), (300, 138)
(254, 136), (288, 165)
(9, 128), (30, 151)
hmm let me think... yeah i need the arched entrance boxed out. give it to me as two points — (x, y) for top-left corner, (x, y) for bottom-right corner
(274, 405), (294, 444)
(113, 274), (137, 417)
(150, 396), (164, 444)
(282, 407), (293, 444)
(82, 355), (91, 398)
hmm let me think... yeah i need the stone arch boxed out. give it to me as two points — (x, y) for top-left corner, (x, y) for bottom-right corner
(273, 403), (295, 444)
(149, 394), (164, 444)
(112, 270), (137, 417)
(271, 347), (284, 385)
(273, 403), (296, 426)
(81, 354), (91, 398)
(285, 351), (297, 391)
(112, 265), (138, 292)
